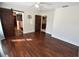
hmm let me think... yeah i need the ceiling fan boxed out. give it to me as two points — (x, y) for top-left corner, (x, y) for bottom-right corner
(35, 2), (40, 8)
(33, 2), (53, 8)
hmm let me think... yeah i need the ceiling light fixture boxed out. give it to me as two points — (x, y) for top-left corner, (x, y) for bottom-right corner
(35, 2), (40, 8)
(35, 4), (39, 8)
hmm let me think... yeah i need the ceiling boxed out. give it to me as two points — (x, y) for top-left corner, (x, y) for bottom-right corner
(0, 2), (79, 11)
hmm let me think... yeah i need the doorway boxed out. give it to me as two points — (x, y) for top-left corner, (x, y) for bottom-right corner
(35, 15), (47, 32)
(41, 16), (47, 32)
(13, 11), (23, 36)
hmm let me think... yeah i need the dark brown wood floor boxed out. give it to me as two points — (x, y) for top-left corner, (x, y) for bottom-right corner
(1, 32), (79, 57)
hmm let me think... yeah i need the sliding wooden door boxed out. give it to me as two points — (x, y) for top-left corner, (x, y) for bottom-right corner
(0, 8), (14, 38)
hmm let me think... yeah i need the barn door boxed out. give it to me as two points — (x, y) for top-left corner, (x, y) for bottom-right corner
(0, 8), (14, 38)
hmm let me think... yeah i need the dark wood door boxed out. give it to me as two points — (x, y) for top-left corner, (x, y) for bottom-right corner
(0, 8), (14, 38)
(35, 15), (41, 32)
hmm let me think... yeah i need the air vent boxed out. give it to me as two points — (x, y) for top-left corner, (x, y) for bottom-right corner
(62, 5), (69, 8)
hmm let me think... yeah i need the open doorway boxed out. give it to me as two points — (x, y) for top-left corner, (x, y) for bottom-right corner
(13, 11), (23, 36)
(41, 16), (47, 32)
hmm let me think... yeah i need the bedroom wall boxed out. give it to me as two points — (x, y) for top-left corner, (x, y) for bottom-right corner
(52, 5), (79, 46)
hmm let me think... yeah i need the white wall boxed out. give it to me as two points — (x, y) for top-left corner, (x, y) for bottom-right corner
(39, 10), (55, 34)
(52, 5), (79, 46)
(23, 10), (36, 33)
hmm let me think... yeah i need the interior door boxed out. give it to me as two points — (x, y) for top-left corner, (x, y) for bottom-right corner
(35, 15), (41, 32)
(0, 8), (14, 38)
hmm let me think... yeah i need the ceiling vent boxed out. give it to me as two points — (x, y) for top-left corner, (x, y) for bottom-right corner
(62, 5), (69, 8)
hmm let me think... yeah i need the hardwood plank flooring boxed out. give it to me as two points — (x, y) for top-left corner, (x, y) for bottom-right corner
(1, 32), (79, 57)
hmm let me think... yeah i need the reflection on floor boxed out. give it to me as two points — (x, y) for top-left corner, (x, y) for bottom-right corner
(1, 32), (78, 57)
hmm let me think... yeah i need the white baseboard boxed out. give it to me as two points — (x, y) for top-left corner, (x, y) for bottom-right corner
(23, 30), (34, 34)
(41, 29), (46, 32)
(52, 34), (79, 46)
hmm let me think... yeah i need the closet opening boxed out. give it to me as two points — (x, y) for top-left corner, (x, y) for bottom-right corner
(13, 11), (23, 36)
